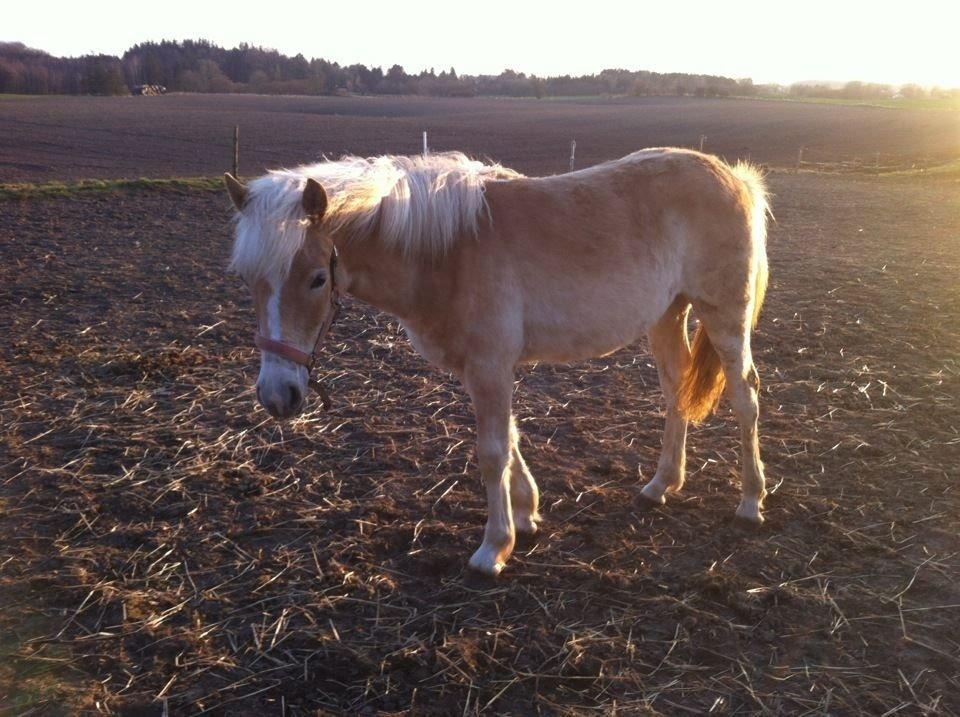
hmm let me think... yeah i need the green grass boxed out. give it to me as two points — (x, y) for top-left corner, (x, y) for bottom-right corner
(744, 94), (960, 111)
(0, 176), (224, 201)
(788, 157), (960, 179)
(0, 93), (75, 101)
(880, 158), (960, 177)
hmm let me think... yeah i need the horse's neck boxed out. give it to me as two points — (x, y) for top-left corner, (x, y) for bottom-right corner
(336, 237), (426, 322)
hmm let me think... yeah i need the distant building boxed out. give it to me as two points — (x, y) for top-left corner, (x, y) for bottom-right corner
(133, 84), (166, 96)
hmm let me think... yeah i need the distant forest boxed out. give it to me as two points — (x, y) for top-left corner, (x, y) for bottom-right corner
(0, 40), (954, 100)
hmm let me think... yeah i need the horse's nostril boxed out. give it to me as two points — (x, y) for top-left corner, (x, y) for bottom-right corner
(288, 384), (303, 408)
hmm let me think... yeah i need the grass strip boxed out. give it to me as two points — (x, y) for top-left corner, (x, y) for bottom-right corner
(0, 176), (224, 201)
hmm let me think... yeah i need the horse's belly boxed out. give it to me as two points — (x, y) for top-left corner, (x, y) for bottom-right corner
(520, 301), (659, 364)
(521, 335), (638, 364)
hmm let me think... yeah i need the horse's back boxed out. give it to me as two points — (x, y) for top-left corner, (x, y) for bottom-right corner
(424, 149), (763, 367)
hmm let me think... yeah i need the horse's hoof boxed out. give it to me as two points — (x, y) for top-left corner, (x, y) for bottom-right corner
(734, 499), (765, 527)
(634, 492), (664, 513)
(732, 513), (764, 529)
(468, 546), (507, 577)
(463, 568), (499, 589)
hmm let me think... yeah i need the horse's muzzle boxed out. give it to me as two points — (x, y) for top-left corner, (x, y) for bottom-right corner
(256, 380), (305, 419)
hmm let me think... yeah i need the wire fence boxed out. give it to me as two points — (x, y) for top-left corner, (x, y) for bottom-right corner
(1, 113), (954, 184)
(225, 128), (944, 177)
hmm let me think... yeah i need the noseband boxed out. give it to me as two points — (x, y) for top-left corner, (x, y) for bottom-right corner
(253, 248), (341, 409)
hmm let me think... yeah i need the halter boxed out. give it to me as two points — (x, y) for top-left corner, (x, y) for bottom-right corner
(253, 248), (341, 410)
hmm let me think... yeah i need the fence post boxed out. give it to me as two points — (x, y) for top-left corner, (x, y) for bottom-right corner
(569, 140), (576, 172)
(423, 131), (429, 155)
(796, 146), (804, 169)
(233, 125), (239, 177)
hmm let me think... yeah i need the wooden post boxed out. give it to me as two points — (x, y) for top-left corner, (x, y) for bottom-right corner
(423, 130), (429, 155)
(699, 134), (706, 152)
(233, 125), (239, 177)
(569, 139), (576, 172)
(797, 146), (804, 169)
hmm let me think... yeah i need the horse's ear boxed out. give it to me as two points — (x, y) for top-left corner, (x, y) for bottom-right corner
(223, 172), (247, 211)
(302, 178), (328, 220)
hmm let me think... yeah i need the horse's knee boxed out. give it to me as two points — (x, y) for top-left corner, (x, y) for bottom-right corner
(726, 378), (759, 423)
(477, 436), (510, 480)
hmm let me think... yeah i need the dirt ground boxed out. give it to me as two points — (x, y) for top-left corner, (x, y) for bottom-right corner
(1, 160), (958, 714)
(2, 94), (959, 183)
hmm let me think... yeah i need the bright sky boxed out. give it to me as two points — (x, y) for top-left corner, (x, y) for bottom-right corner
(6, 0), (959, 87)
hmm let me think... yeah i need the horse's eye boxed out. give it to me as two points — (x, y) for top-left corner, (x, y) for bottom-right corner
(310, 273), (326, 289)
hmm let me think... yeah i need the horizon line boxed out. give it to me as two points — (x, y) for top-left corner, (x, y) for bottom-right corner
(2, 38), (956, 92)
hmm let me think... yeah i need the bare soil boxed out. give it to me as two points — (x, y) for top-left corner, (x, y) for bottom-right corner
(1, 163), (959, 714)
(2, 94), (959, 182)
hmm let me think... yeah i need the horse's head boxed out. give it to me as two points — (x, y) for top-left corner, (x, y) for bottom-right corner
(225, 173), (340, 420)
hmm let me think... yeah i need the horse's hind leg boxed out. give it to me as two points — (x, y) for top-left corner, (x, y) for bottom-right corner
(695, 304), (767, 524)
(509, 417), (541, 534)
(639, 301), (692, 506)
(724, 351), (767, 524)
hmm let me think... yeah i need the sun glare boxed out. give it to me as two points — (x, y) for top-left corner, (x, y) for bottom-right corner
(3, 0), (958, 88)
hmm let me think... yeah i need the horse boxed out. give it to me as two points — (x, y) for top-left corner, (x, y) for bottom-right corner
(224, 148), (770, 576)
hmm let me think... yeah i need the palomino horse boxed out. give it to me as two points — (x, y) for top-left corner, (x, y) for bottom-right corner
(225, 149), (770, 576)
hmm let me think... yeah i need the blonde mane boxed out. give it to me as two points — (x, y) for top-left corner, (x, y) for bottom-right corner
(229, 151), (522, 282)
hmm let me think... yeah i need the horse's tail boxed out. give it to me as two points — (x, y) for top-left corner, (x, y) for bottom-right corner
(734, 160), (770, 331)
(677, 323), (727, 423)
(677, 161), (769, 423)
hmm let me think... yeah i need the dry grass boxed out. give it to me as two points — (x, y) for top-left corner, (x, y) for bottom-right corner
(1, 171), (959, 714)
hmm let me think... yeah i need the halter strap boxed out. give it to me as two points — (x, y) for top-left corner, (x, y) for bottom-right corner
(254, 334), (314, 368)
(253, 248), (341, 408)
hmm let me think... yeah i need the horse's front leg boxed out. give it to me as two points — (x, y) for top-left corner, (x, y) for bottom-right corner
(463, 364), (516, 576)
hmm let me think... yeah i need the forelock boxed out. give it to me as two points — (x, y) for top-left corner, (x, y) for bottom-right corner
(228, 172), (310, 284)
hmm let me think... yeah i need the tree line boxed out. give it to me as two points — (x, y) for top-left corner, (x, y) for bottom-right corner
(786, 80), (958, 101)
(0, 40), (953, 100)
(0, 40), (748, 98)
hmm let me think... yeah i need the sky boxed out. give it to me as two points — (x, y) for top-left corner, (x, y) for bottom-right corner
(5, 0), (959, 87)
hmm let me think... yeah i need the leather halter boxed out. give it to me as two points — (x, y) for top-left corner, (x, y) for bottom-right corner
(254, 248), (341, 409)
